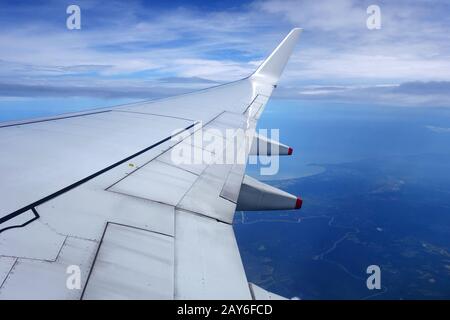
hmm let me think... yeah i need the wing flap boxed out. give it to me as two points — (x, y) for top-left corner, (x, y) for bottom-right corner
(0, 237), (97, 300)
(82, 223), (174, 300)
(108, 160), (198, 207)
(175, 209), (251, 300)
(0, 217), (66, 261)
(0, 257), (16, 286)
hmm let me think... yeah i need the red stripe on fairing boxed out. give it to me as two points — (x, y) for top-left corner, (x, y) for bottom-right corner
(295, 197), (303, 209)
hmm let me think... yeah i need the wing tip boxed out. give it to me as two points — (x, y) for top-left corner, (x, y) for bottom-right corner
(290, 27), (304, 33)
(251, 27), (302, 85)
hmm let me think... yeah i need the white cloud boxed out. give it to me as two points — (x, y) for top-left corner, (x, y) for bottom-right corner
(255, 0), (365, 31)
(426, 125), (450, 133)
(258, 0), (450, 83)
(273, 81), (450, 107)
(0, 0), (449, 107)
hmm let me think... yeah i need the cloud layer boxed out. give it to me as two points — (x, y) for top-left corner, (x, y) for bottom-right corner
(0, 0), (449, 106)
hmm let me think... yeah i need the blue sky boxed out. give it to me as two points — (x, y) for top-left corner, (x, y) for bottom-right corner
(0, 0), (449, 112)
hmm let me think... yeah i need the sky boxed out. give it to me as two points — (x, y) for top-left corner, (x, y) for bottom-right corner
(0, 0), (449, 113)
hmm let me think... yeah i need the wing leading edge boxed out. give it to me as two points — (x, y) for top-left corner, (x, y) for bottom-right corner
(0, 28), (302, 299)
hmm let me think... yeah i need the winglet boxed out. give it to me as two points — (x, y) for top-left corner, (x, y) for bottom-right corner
(251, 28), (302, 85)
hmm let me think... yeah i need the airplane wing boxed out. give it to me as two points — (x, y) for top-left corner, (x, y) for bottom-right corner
(0, 28), (302, 300)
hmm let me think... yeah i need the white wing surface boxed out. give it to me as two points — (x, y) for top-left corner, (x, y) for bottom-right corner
(0, 28), (302, 299)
